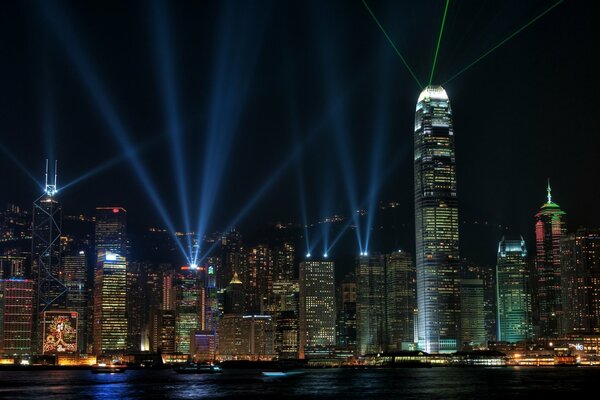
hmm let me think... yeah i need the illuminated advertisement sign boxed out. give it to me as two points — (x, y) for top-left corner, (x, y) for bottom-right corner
(43, 311), (78, 354)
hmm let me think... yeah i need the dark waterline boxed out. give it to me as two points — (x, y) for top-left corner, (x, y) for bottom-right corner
(0, 368), (597, 399)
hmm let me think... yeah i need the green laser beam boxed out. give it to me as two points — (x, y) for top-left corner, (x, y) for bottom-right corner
(362, 0), (423, 89)
(443, 0), (564, 85)
(429, 0), (450, 86)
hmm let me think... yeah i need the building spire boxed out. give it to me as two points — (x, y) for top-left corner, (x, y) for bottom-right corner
(547, 179), (552, 204)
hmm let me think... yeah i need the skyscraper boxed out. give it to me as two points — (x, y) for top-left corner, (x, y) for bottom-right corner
(174, 266), (203, 355)
(534, 183), (566, 337)
(0, 278), (34, 355)
(337, 273), (357, 352)
(355, 253), (386, 355)
(93, 250), (127, 355)
(414, 85), (460, 353)
(386, 250), (416, 351)
(496, 237), (532, 342)
(560, 229), (600, 334)
(299, 260), (336, 358)
(95, 207), (127, 260)
(62, 251), (88, 353)
(223, 272), (245, 314)
(459, 279), (486, 349)
(31, 162), (63, 352)
(246, 245), (272, 313)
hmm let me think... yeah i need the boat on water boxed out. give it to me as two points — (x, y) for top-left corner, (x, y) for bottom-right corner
(261, 370), (304, 378)
(91, 363), (127, 374)
(175, 363), (222, 374)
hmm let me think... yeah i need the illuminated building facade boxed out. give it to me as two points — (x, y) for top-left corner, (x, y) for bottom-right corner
(299, 260), (336, 358)
(217, 314), (275, 360)
(151, 309), (176, 354)
(273, 242), (295, 282)
(93, 250), (127, 355)
(31, 165), (64, 352)
(496, 237), (532, 342)
(534, 183), (566, 337)
(204, 257), (219, 333)
(560, 229), (600, 334)
(0, 278), (33, 354)
(356, 254), (385, 355)
(94, 207), (128, 260)
(414, 85), (460, 353)
(62, 252), (88, 353)
(246, 245), (272, 313)
(174, 266), (203, 355)
(270, 281), (299, 359)
(459, 279), (486, 349)
(386, 250), (416, 350)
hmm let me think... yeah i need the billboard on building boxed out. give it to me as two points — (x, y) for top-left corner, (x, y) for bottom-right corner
(43, 311), (78, 354)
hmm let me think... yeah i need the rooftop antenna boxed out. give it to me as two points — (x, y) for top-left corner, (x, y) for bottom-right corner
(45, 159), (58, 196)
(547, 178), (552, 204)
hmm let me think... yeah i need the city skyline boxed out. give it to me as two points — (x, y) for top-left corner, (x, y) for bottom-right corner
(0, 1), (596, 270)
(3, 2), (600, 392)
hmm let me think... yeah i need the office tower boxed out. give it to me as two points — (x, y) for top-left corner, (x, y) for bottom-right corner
(32, 162), (64, 352)
(560, 229), (600, 334)
(93, 250), (127, 355)
(356, 254), (386, 355)
(337, 273), (357, 352)
(0, 251), (27, 279)
(174, 266), (203, 355)
(220, 230), (246, 290)
(275, 310), (299, 359)
(62, 251), (88, 353)
(0, 278), (34, 354)
(246, 245), (272, 313)
(223, 272), (245, 314)
(217, 314), (275, 360)
(190, 331), (216, 362)
(496, 237), (532, 342)
(270, 281), (299, 359)
(273, 242), (295, 282)
(127, 261), (147, 352)
(534, 183), (566, 337)
(414, 85), (460, 353)
(95, 207), (127, 259)
(299, 260), (336, 358)
(204, 257), (219, 333)
(151, 309), (176, 354)
(459, 279), (486, 349)
(386, 250), (416, 351)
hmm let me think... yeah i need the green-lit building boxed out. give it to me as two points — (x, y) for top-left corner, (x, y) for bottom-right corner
(534, 183), (566, 337)
(496, 237), (532, 342)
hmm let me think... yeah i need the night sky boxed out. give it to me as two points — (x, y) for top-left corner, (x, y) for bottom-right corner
(0, 0), (596, 266)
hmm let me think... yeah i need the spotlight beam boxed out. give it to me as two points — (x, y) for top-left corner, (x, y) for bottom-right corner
(362, 0), (424, 89)
(429, 0), (450, 86)
(0, 143), (45, 191)
(61, 136), (160, 192)
(151, 0), (193, 260)
(443, 0), (564, 85)
(41, 2), (190, 262)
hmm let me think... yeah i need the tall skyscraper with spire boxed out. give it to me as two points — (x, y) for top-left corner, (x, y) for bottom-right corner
(534, 181), (566, 338)
(31, 160), (64, 352)
(414, 86), (460, 353)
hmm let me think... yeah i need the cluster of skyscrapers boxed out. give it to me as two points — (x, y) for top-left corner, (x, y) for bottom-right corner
(1, 85), (599, 364)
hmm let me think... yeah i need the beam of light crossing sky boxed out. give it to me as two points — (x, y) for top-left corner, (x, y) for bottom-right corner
(40, 1), (190, 263)
(0, 143), (45, 191)
(429, 0), (450, 86)
(192, 3), (268, 263)
(443, 0), (564, 85)
(60, 136), (160, 192)
(151, 0), (193, 262)
(362, 0), (424, 90)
